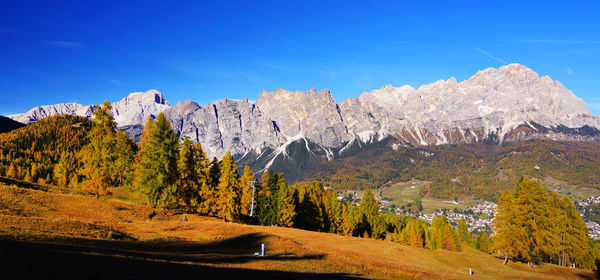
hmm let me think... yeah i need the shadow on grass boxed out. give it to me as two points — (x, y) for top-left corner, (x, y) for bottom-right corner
(0, 236), (360, 280)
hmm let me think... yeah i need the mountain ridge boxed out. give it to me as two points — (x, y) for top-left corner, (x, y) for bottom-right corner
(9, 64), (600, 169)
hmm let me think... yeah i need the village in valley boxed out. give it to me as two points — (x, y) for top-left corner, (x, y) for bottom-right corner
(337, 189), (600, 239)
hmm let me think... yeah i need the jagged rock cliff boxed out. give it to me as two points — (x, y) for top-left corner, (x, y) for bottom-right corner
(164, 98), (285, 158)
(9, 64), (600, 168)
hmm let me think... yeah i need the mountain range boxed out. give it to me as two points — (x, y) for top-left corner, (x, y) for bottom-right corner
(9, 64), (600, 173)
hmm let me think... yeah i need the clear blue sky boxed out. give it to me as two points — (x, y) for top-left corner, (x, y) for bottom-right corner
(1, 0), (599, 116)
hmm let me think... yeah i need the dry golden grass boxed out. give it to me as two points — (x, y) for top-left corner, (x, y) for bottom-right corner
(0, 182), (596, 280)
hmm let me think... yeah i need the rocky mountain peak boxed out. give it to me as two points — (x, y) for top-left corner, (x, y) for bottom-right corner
(123, 89), (169, 106)
(9, 102), (94, 124)
(174, 100), (201, 115)
(256, 88), (349, 147)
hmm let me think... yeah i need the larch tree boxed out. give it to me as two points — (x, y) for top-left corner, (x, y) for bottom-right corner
(114, 130), (135, 187)
(136, 117), (154, 161)
(340, 203), (355, 236)
(239, 165), (256, 216)
(561, 196), (591, 267)
(79, 101), (118, 198)
(201, 157), (220, 216)
(134, 113), (179, 209)
(457, 218), (471, 246)
(476, 231), (492, 253)
(216, 152), (241, 221)
(513, 177), (557, 267)
(403, 219), (425, 248)
(551, 191), (568, 266)
(193, 142), (210, 213)
(177, 137), (198, 212)
(493, 190), (529, 265)
(53, 151), (77, 187)
(277, 180), (297, 227)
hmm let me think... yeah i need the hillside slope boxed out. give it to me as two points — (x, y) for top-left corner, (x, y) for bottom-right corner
(296, 140), (600, 200)
(0, 115), (25, 134)
(0, 182), (594, 280)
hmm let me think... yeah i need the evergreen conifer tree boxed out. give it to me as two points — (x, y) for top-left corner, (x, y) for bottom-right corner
(177, 138), (198, 212)
(134, 113), (179, 209)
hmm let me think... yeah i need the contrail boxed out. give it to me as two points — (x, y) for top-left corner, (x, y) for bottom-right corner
(473, 47), (508, 64)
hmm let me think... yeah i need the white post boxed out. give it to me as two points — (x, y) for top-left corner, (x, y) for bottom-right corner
(249, 180), (256, 217)
(261, 243), (266, 256)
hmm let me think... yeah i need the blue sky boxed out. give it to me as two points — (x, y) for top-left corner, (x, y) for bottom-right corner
(1, 0), (599, 116)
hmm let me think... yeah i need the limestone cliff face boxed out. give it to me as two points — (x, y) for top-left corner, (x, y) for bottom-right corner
(255, 88), (352, 148)
(9, 64), (600, 164)
(111, 90), (171, 127)
(164, 98), (285, 159)
(339, 64), (599, 146)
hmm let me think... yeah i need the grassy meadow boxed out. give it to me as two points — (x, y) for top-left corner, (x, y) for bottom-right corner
(0, 179), (596, 279)
(380, 181), (483, 214)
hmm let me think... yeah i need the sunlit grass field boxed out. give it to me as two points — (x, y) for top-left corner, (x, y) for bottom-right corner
(0, 181), (595, 279)
(381, 181), (483, 214)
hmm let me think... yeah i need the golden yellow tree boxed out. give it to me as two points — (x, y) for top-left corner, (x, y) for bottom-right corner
(239, 166), (255, 215)
(216, 152), (241, 221)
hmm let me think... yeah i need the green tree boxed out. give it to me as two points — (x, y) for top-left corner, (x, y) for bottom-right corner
(257, 169), (283, 226)
(177, 138), (198, 212)
(113, 130), (135, 187)
(324, 191), (343, 234)
(457, 218), (471, 246)
(296, 181), (328, 231)
(134, 113), (179, 209)
(360, 188), (386, 239)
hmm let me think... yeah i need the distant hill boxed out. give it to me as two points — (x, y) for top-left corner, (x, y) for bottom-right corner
(0, 114), (92, 182)
(283, 139), (600, 201)
(0, 115), (25, 133)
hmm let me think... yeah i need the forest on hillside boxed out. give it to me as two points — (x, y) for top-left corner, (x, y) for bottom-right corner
(301, 139), (600, 201)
